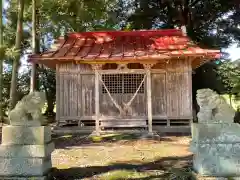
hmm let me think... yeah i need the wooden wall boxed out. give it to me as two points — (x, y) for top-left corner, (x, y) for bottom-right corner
(56, 59), (192, 125)
(165, 59), (192, 119)
(151, 58), (192, 119)
(56, 63), (95, 124)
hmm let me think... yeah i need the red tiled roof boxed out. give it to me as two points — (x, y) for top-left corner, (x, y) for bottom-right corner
(28, 29), (220, 68)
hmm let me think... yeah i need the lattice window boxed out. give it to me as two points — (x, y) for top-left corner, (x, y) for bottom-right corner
(102, 74), (145, 94)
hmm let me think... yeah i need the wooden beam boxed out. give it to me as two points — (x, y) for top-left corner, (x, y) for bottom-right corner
(143, 64), (155, 134)
(98, 69), (146, 74)
(75, 59), (159, 65)
(92, 64), (103, 135)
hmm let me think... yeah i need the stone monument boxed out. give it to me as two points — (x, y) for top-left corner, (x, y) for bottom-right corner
(190, 88), (240, 178)
(0, 91), (54, 180)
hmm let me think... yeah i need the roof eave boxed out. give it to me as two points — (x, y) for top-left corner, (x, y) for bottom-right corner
(28, 52), (220, 70)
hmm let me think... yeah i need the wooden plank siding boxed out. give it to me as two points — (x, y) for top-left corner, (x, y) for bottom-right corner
(55, 59), (193, 125)
(151, 73), (167, 118)
(57, 63), (95, 124)
(165, 58), (192, 119)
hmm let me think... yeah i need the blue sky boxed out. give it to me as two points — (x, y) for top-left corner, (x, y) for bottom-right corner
(226, 44), (240, 61)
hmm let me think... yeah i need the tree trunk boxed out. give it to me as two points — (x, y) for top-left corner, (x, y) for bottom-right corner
(30, 0), (40, 92)
(9, 0), (24, 110)
(45, 94), (55, 116)
(0, 0), (3, 123)
(166, 1), (176, 28)
(43, 82), (55, 118)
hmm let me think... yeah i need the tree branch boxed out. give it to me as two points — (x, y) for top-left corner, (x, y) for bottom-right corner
(189, 0), (201, 7)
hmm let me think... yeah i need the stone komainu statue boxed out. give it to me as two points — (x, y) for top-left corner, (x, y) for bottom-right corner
(8, 91), (46, 126)
(196, 88), (236, 123)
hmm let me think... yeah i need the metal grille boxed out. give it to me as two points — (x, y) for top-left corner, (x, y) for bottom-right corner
(102, 74), (145, 94)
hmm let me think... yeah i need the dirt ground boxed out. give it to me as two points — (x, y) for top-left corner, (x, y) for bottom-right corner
(51, 133), (193, 180)
(0, 126), (193, 179)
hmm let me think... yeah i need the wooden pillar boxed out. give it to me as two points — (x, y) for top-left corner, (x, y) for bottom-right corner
(30, 62), (37, 92)
(188, 57), (194, 137)
(55, 64), (60, 126)
(92, 64), (102, 135)
(144, 64), (154, 134)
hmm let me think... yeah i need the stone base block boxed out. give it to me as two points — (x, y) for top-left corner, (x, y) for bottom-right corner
(0, 142), (54, 158)
(191, 123), (240, 143)
(190, 142), (240, 156)
(0, 158), (52, 176)
(2, 126), (51, 145)
(193, 154), (240, 177)
(192, 171), (240, 180)
(10, 119), (41, 126)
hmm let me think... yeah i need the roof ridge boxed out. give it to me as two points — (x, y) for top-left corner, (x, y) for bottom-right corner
(66, 29), (184, 38)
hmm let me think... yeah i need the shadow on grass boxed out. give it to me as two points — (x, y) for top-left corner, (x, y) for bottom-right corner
(51, 155), (193, 180)
(52, 133), (141, 149)
(52, 132), (191, 149)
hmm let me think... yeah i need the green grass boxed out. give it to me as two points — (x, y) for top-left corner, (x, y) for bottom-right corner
(98, 170), (149, 180)
(98, 168), (195, 180)
(89, 133), (139, 142)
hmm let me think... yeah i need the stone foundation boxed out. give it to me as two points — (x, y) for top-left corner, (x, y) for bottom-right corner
(190, 123), (240, 177)
(192, 171), (240, 180)
(0, 126), (54, 179)
(2, 126), (52, 145)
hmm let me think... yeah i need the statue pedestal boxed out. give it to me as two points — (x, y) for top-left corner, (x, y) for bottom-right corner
(0, 126), (54, 179)
(190, 123), (240, 177)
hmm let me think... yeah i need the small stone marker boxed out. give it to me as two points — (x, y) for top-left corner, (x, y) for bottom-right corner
(0, 91), (54, 180)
